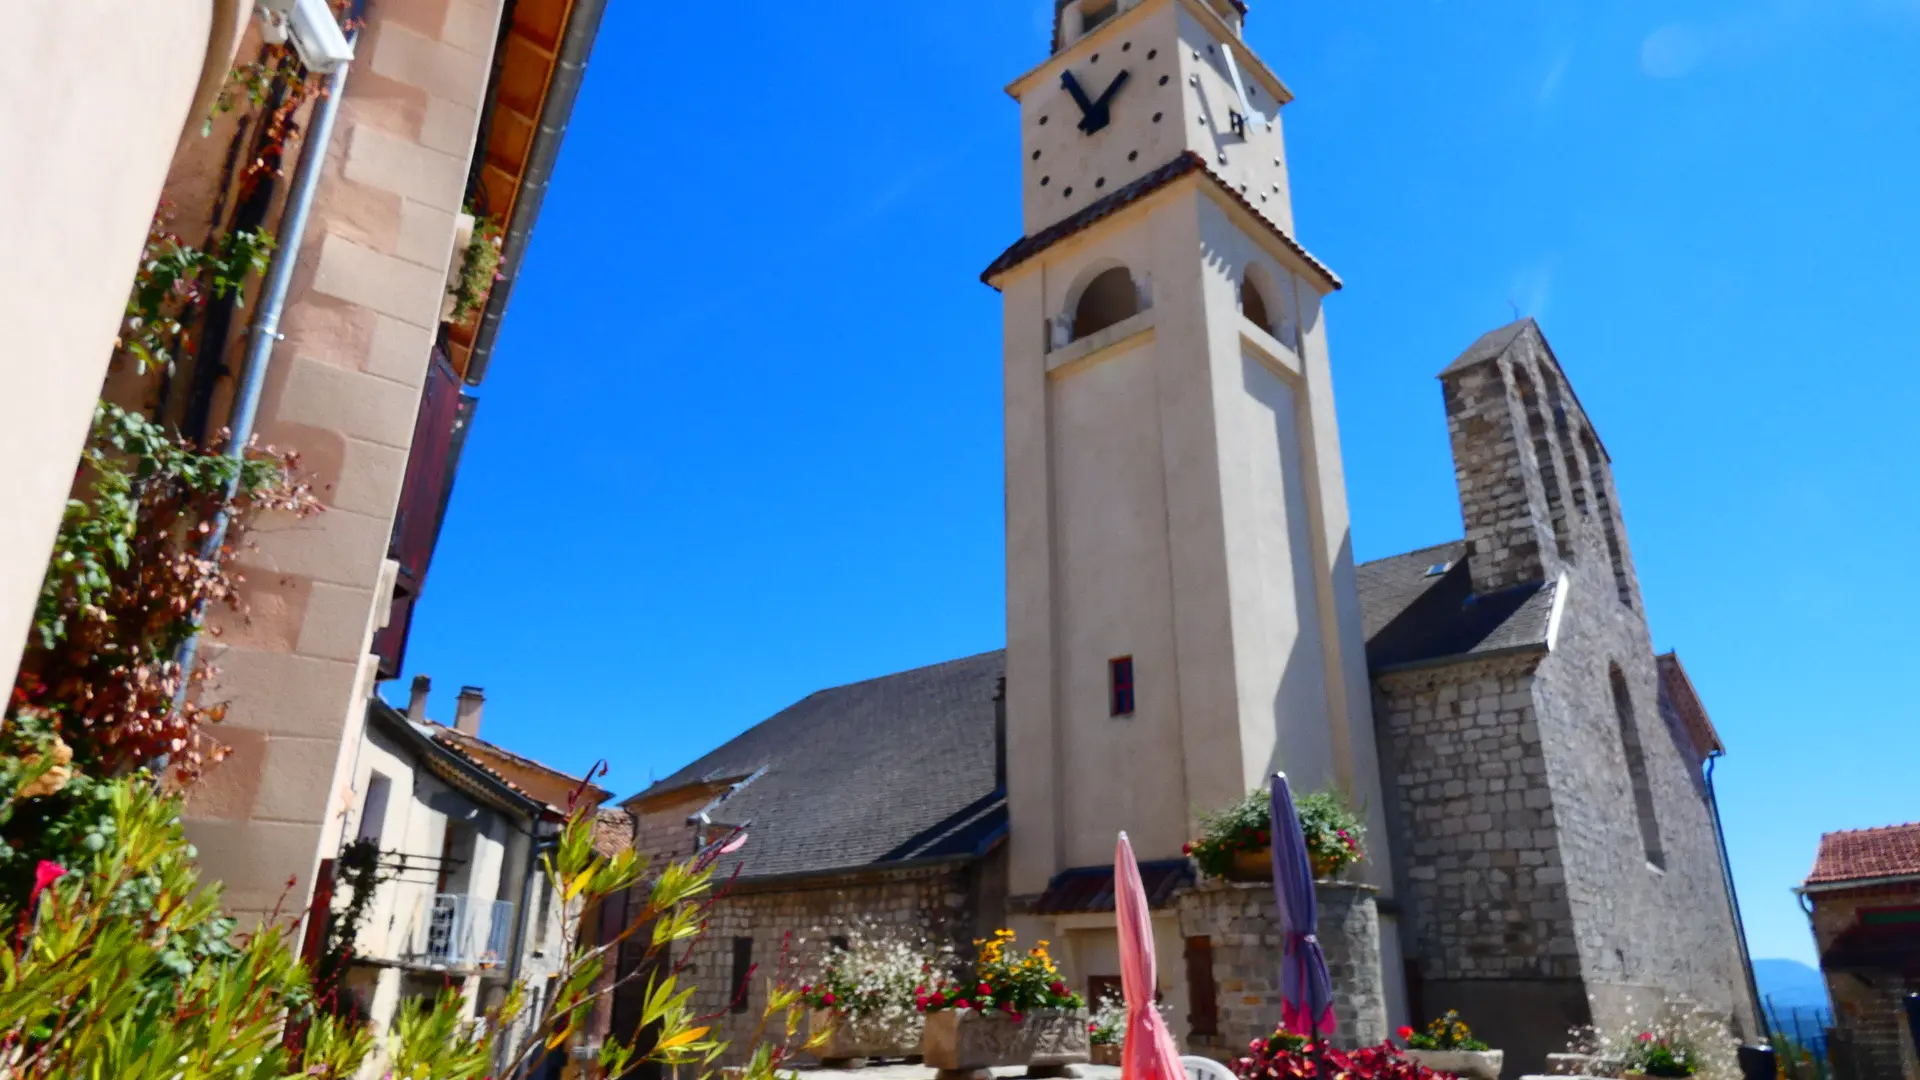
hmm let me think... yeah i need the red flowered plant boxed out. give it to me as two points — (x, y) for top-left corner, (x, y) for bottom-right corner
(1233, 1033), (1450, 1080)
(914, 929), (1083, 1019)
(1187, 784), (1366, 880)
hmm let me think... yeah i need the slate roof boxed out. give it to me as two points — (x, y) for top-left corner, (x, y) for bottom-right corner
(1439, 318), (1536, 377)
(633, 651), (1009, 881)
(1806, 823), (1920, 887)
(1356, 540), (1558, 671)
(1033, 860), (1194, 914)
(980, 151), (1340, 292)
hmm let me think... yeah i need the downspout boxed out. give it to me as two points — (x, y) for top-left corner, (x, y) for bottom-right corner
(1706, 750), (1764, 1038)
(462, 0), (609, 387)
(171, 28), (359, 708)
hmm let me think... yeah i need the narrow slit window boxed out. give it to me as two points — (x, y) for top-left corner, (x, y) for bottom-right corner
(1110, 656), (1135, 716)
(730, 937), (754, 1013)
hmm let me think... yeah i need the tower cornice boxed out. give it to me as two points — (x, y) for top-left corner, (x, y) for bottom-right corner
(981, 151), (1339, 293)
(1004, 0), (1293, 108)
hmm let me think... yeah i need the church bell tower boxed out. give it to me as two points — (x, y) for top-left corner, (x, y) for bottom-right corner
(985, 0), (1391, 905)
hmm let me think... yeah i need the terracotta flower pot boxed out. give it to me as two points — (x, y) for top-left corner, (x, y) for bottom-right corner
(808, 1009), (923, 1062)
(1091, 1043), (1122, 1066)
(921, 1008), (1090, 1072)
(1403, 1048), (1504, 1080)
(1228, 848), (1272, 882)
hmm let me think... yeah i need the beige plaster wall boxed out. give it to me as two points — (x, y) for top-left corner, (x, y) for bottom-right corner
(0, 0), (246, 695)
(183, 0), (508, 930)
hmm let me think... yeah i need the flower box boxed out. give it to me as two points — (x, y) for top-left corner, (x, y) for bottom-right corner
(1404, 1048), (1504, 1080)
(1090, 1043), (1122, 1066)
(921, 1008), (1090, 1072)
(808, 1009), (923, 1063)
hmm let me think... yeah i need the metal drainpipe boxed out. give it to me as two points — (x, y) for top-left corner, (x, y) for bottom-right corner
(169, 32), (358, 712)
(1707, 750), (1766, 1038)
(500, 825), (560, 1077)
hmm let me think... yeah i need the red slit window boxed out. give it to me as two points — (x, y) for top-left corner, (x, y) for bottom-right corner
(1110, 656), (1135, 716)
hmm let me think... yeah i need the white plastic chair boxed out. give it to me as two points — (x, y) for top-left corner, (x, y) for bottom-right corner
(1181, 1055), (1238, 1080)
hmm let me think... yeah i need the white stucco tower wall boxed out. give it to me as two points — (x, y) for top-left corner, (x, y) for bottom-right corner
(990, 0), (1392, 906)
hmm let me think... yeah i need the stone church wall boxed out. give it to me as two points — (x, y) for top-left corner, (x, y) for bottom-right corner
(1374, 652), (1591, 1076)
(1176, 879), (1387, 1058)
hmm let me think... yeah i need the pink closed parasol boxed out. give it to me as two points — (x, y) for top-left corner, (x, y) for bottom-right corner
(1116, 831), (1185, 1080)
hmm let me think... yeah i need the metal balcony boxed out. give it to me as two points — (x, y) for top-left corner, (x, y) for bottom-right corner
(410, 893), (514, 970)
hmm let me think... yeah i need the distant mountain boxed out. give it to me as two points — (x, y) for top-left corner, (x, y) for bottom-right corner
(1755, 958), (1832, 1015)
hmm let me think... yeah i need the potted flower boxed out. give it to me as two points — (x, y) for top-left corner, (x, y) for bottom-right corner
(442, 209), (503, 326)
(1234, 1030), (1449, 1080)
(1185, 784), (1366, 882)
(798, 927), (942, 1063)
(1088, 991), (1125, 1066)
(1621, 1032), (1697, 1079)
(918, 930), (1089, 1072)
(1398, 1011), (1503, 1080)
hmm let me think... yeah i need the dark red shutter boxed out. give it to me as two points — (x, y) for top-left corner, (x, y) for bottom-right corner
(1184, 935), (1219, 1036)
(372, 347), (475, 679)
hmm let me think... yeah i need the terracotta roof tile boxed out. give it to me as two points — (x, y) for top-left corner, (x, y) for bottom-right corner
(592, 808), (636, 859)
(1806, 823), (1920, 886)
(980, 151), (1339, 291)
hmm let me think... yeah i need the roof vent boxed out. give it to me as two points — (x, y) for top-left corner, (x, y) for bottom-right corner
(1425, 561), (1453, 577)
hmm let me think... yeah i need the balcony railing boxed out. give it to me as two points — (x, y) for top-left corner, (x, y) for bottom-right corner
(406, 893), (514, 970)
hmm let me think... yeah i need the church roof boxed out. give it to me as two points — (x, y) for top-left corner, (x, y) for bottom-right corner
(632, 651), (1009, 881)
(1357, 540), (1559, 672)
(1805, 823), (1920, 888)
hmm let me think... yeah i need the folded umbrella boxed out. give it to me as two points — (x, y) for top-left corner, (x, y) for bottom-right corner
(1116, 831), (1185, 1080)
(1270, 773), (1335, 1038)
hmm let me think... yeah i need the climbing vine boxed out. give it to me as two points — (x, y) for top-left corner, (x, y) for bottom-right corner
(118, 209), (273, 375)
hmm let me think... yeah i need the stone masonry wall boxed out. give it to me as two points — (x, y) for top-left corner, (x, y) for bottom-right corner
(683, 862), (991, 1064)
(1441, 344), (1564, 596)
(1807, 885), (1920, 1080)
(1374, 653), (1577, 985)
(1176, 879), (1387, 1057)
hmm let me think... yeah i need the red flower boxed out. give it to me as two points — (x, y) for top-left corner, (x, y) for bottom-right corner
(1090, 1022), (1099, 1032)
(930, 991), (946, 1007)
(1050, 980), (1067, 995)
(977, 982), (993, 997)
(1183, 842), (1194, 855)
(28, 860), (65, 908)
(800, 983), (813, 994)
(1257, 829), (1270, 846)
(1396, 1026), (1414, 1041)
(955, 999), (972, 1011)
(1638, 1032), (1653, 1042)
(822, 992), (836, 1006)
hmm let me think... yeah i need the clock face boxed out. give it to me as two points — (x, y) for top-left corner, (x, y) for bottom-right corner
(1061, 67), (1130, 135)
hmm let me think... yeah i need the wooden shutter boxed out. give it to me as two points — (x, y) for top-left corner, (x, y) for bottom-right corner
(1184, 935), (1219, 1037)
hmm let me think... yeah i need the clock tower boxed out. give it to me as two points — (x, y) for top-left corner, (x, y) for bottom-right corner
(986, 0), (1393, 926)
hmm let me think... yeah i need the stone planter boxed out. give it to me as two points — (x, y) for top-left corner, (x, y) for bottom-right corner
(921, 1008), (1090, 1073)
(1091, 1043), (1122, 1066)
(1404, 1049), (1504, 1080)
(808, 1009), (923, 1063)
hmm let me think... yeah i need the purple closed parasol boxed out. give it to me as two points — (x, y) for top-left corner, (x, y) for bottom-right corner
(1270, 772), (1335, 1037)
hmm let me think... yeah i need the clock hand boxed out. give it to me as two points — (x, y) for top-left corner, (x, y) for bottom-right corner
(1061, 70), (1097, 116)
(1092, 69), (1131, 111)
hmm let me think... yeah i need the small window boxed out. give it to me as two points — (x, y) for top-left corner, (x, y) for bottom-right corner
(356, 773), (392, 845)
(1241, 278), (1273, 334)
(1424, 562), (1452, 578)
(730, 937), (754, 1013)
(1110, 656), (1136, 716)
(828, 934), (850, 952)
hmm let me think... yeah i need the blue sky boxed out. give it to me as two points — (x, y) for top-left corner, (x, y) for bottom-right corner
(394, 0), (1920, 967)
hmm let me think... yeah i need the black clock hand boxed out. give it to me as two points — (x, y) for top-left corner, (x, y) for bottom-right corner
(1061, 70), (1096, 117)
(1092, 69), (1130, 111)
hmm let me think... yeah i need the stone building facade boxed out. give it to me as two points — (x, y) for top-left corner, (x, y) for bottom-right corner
(1367, 320), (1758, 1073)
(1800, 824), (1920, 1080)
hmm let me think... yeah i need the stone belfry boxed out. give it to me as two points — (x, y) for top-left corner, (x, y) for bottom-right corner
(983, 0), (1392, 913)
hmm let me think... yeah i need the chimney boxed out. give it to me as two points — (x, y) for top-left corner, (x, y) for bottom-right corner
(407, 674), (431, 723)
(454, 686), (484, 736)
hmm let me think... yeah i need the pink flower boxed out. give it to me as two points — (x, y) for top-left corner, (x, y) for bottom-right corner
(28, 861), (65, 908)
(822, 992), (836, 1007)
(1638, 1032), (1653, 1042)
